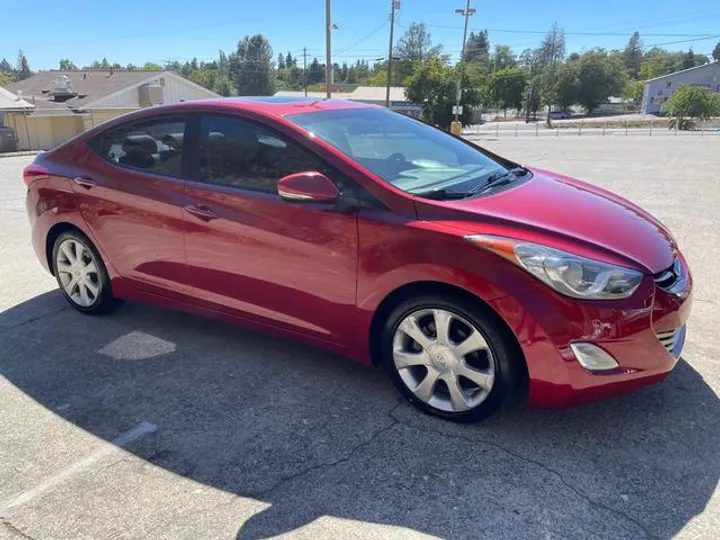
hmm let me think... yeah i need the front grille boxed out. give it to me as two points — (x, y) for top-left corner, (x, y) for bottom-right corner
(653, 258), (685, 293)
(656, 328), (680, 354)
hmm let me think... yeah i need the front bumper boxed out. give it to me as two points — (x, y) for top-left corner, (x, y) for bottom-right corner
(489, 254), (693, 408)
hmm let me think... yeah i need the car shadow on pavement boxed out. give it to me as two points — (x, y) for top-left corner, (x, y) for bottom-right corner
(1, 291), (718, 539)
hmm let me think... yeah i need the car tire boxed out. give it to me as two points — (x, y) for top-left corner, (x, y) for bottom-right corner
(381, 294), (521, 422)
(52, 230), (123, 315)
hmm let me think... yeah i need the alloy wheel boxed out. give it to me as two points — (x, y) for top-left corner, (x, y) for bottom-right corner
(56, 238), (102, 308)
(392, 308), (496, 412)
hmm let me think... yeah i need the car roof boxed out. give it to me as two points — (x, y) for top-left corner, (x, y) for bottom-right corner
(159, 96), (375, 117)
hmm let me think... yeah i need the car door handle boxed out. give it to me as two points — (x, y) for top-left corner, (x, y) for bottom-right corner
(73, 175), (97, 189)
(184, 204), (219, 221)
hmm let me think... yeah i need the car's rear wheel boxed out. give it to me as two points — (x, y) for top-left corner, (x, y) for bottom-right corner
(382, 294), (520, 422)
(52, 231), (122, 314)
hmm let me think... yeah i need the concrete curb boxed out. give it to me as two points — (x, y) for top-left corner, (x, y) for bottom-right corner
(0, 151), (40, 159)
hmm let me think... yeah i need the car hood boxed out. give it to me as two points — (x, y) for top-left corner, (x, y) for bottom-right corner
(419, 167), (676, 274)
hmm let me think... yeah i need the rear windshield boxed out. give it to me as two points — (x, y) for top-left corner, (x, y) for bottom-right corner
(286, 107), (507, 195)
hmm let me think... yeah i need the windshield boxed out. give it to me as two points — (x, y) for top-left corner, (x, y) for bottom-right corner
(286, 108), (508, 195)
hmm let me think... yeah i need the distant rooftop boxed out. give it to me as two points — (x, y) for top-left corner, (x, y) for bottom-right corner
(274, 90), (354, 100)
(274, 86), (410, 103)
(0, 86), (34, 112)
(10, 69), (165, 112)
(644, 60), (720, 83)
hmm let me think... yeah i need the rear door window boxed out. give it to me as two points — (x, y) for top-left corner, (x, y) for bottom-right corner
(90, 116), (187, 178)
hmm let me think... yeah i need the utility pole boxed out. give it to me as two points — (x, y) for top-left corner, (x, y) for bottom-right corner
(385, 0), (399, 108)
(303, 47), (308, 97)
(325, 0), (332, 98)
(454, 0), (475, 124)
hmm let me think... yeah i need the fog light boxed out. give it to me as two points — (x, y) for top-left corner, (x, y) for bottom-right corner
(570, 342), (619, 372)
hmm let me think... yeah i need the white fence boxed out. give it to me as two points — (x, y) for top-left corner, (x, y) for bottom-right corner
(463, 121), (720, 138)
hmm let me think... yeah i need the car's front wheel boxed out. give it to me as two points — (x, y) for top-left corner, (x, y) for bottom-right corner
(52, 231), (122, 314)
(382, 294), (521, 422)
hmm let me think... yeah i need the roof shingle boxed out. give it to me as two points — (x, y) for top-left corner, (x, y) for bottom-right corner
(10, 69), (164, 112)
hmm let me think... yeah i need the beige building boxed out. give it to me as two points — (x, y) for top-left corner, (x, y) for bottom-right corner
(274, 86), (422, 116)
(7, 69), (219, 150)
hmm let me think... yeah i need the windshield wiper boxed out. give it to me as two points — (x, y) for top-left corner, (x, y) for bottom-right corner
(412, 188), (470, 200)
(412, 167), (529, 200)
(465, 166), (529, 197)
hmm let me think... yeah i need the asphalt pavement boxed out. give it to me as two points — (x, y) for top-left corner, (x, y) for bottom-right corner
(1, 137), (719, 539)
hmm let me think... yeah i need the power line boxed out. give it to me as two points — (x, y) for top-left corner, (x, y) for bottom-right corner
(334, 19), (389, 56)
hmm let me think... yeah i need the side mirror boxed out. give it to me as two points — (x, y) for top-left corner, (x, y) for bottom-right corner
(277, 171), (339, 203)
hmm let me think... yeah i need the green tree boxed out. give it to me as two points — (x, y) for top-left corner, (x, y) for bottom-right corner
(277, 53), (285, 69)
(682, 48), (695, 70)
(622, 31), (643, 79)
(405, 58), (480, 128)
(574, 49), (626, 113)
(0, 57), (12, 87)
(621, 80), (645, 110)
(0, 71), (12, 88)
(622, 32), (643, 79)
(535, 24), (566, 122)
(143, 62), (163, 70)
(368, 69), (387, 87)
(307, 57), (325, 84)
(713, 40), (720, 62)
(553, 60), (580, 112)
(662, 84), (720, 129)
(59, 58), (77, 70)
(229, 34), (276, 95)
(100, 57), (110, 69)
(464, 30), (489, 62)
(492, 45), (516, 71)
(15, 50), (32, 80)
(394, 22), (443, 84)
(192, 68), (233, 96)
(639, 47), (671, 79)
(488, 67), (529, 115)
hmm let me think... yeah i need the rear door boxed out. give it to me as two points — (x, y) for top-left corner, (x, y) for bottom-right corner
(79, 114), (191, 297)
(182, 113), (359, 345)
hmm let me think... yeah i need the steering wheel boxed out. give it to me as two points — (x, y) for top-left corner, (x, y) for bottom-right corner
(387, 152), (408, 164)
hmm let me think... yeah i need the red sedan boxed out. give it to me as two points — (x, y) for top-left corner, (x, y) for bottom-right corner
(23, 97), (692, 422)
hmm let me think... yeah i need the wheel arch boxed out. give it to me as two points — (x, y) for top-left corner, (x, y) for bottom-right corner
(368, 280), (529, 395)
(46, 222), (86, 275)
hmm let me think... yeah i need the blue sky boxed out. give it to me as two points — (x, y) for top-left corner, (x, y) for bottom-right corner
(2, 0), (719, 70)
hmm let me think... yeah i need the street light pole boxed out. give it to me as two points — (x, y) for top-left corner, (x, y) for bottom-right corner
(454, 0), (475, 123)
(325, 0), (332, 99)
(385, 0), (398, 108)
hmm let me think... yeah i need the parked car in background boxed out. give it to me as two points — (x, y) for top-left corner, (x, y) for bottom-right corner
(549, 111), (571, 119)
(23, 97), (692, 422)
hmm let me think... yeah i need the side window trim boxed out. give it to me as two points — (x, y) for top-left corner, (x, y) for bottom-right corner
(88, 113), (190, 180)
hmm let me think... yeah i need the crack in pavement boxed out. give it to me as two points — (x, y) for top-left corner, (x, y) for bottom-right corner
(219, 399), (657, 539)
(251, 400), (404, 498)
(0, 518), (35, 540)
(0, 306), (68, 334)
(388, 409), (660, 540)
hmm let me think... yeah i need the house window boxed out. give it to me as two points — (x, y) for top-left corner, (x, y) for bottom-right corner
(666, 81), (672, 88)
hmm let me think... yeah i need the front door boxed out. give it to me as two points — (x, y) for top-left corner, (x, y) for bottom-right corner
(183, 113), (358, 345)
(79, 114), (191, 297)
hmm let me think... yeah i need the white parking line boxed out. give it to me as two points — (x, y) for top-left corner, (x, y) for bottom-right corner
(0, 421), (157, 513)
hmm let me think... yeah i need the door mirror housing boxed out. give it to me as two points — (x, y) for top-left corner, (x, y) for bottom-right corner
(277, 171), (339, 203)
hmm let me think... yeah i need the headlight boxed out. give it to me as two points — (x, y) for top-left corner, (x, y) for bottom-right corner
(466, 235), (644, 300)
